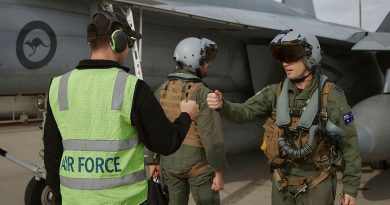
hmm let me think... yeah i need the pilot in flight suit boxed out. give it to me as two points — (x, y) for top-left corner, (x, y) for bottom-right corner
(207, 29), (361, 205)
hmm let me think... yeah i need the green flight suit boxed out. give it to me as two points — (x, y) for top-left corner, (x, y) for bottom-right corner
(219, 74), (361, 205)
(154, 70), (227, 205)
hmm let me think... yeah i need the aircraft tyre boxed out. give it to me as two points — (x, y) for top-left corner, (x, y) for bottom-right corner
(25, 177), (53, 205)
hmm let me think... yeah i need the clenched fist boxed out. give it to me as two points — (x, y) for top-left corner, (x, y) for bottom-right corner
(207, 90), (223, 110)
(211, 170), (224, 191)
(180, 100), (199, 120)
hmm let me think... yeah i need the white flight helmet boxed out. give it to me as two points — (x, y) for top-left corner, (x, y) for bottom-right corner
(270, 29), (322, 70)
(173, 37), (217, 73)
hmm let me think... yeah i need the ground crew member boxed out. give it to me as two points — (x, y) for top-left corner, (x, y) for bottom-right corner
(43, 11), (199, 205)
(207, 29), (361, 205)
(149, 37), (227, 205)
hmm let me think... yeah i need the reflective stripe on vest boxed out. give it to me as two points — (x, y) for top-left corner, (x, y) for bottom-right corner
(58, 71), (71, 111)
(60, 169), (145, 190)
(62, 137), (139, 152)
(112, 70), (128, 110)
(58, 70), (129, 111)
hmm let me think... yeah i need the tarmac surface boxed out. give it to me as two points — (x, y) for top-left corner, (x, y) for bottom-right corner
(1, 124), (389, 205)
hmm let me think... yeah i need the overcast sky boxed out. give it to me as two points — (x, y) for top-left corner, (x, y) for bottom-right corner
(274, 0), (390, 31)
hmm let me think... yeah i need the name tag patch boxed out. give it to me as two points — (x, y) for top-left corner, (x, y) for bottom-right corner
(343, 111), (354, 125)
(61, 156), (122, 173)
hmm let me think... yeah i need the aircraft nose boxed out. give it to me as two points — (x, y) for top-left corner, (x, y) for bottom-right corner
(352, 94), (390, 162)
(355, 123), (372, 160)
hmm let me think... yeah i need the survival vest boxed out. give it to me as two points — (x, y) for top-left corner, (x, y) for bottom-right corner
(261, 75), (334, 164)
(261, 75), (335, 196)
(49, 68), (147, 205)
(158, 73), (204, 147)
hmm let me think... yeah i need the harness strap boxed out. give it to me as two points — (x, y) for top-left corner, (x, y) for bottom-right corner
(273, 167), (333, 197)
(297, 75), (328, 129)
(321, 82), (334, 121)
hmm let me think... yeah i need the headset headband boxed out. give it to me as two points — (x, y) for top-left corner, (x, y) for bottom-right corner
(92, 11), (121, 34)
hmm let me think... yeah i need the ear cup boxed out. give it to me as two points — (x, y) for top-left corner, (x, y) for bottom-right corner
(110, 30), (127, 53)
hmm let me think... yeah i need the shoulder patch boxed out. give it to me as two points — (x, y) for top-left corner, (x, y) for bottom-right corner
(333, 84), (344, 94)
(343, 111), (354, 125)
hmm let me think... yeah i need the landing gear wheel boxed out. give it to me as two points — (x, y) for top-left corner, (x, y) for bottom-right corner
(25, 177), (54, 205)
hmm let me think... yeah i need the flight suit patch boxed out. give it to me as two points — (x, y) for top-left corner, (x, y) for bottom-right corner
(333, 84), (344, 94)
(343, 111), (354, 125)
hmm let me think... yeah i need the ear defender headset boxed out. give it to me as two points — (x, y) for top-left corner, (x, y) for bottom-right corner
(88, 11), (136, 53)
(110, 29), (128, 53)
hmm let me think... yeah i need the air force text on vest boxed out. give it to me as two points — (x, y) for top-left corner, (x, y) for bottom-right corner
(61, 156), (122, 173)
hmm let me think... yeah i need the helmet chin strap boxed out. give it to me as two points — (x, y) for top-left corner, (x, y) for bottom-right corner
(291, 71), (312, 83)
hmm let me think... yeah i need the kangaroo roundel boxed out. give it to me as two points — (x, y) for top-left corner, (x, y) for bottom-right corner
(16, 21), (57, 70)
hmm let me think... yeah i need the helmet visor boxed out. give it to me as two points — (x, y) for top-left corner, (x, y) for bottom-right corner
(200, 38), (218, 63)
(270, 44), (305, 63)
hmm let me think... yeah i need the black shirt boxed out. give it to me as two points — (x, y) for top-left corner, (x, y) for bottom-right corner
(43, 59), (191, 203)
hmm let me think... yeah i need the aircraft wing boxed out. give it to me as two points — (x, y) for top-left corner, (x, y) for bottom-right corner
(352, 32), (390, 51)
(117, 0), (365, 44)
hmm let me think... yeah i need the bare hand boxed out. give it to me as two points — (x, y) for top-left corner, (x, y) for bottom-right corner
(180, 100), (199, 121)
(342, 194), (356, 205)
(211, 171), (224, 191)
(149, 165), (160, 178)
(207, 90), (223, 110)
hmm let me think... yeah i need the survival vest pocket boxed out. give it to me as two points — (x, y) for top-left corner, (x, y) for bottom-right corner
(261, 117), (283, 162)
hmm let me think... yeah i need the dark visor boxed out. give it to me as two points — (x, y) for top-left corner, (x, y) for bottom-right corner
(270, 44), (305, 63)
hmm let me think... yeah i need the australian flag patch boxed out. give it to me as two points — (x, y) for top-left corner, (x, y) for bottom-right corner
(343, 111), (354, 125)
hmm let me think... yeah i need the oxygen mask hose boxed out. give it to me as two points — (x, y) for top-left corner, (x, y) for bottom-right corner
(278, 125), (319, 158)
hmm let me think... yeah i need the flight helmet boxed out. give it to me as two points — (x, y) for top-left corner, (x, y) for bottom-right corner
(173, 37), (217, 73)
(270, 29), (321, 70)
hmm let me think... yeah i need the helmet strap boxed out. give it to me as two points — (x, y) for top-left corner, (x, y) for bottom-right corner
(291, 71), (312, 83)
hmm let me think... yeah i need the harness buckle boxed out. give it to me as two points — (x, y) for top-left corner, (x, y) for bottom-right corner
(273, 168), (288, 191)
(290, 183), (308, 198)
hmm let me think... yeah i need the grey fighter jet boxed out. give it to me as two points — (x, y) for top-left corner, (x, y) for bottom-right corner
(1, 0), (390, 203)
(1, 0), (390, 163)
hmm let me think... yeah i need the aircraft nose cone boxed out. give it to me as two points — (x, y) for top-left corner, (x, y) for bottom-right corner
(352, 94), (390, 162)
(355, 123), (372, 160)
